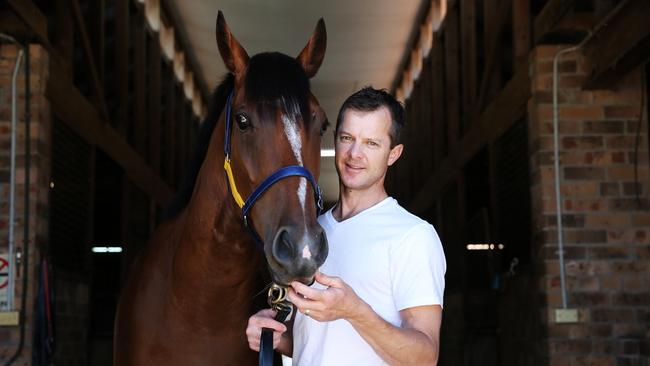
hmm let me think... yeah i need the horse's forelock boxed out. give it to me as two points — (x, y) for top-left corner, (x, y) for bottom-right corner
(244, 52), (311, 126)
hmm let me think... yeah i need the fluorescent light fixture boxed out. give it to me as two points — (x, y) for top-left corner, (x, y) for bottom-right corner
(466, 244), (505, 251)
(320, 149), (335, 157)
(92, 246), (123, 253)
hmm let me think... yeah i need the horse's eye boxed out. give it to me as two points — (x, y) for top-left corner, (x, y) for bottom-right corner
(320, 119), (329, 137)
(235, 113), (251, 131)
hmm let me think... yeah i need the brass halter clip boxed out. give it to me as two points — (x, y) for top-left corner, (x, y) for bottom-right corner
(267, 283), (292, 314)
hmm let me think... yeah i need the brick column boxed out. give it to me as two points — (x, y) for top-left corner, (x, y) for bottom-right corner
(528, 45), (650, 366)
(0, 43), (51, 364)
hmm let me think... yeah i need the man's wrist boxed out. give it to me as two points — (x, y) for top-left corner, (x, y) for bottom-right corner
(347, 298), (373, 325)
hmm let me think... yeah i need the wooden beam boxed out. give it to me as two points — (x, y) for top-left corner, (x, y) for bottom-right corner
(71, 0), (109, 117)
(89, 0), (105, 86)
(133, 15), (147, 155)
(53, 0), (74, 69)
(460, 0), (478, 131)
(582, 0), (650, 89)
(149, 36), (162, 173)
(46, 61), (174, 207)
(166, 75), (177, 185)
(116, 0), (129, 136)
(432, 38), (446, 167)
(513, 0), (531, 70)
(408, 65), (530, 214)
(476, 0), (512, 111)
(444, 4), (461, 150)
(6, 0), (47, 45)
(533, 0), (575, 44)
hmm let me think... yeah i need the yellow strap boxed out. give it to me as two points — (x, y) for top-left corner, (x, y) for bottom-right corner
(224, 158), (245, 208)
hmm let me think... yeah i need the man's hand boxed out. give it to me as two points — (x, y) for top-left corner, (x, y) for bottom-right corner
(245, 309), (288, 352)
(288, 272), (366, 322)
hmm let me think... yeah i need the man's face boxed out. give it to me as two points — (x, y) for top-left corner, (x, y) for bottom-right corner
(334, 107), (403, 192)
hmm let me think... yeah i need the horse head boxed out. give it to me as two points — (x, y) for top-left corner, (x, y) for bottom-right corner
(215, 11), (329, 286)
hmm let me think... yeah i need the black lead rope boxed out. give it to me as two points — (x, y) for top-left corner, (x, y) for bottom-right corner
(260, 285), (293, 366)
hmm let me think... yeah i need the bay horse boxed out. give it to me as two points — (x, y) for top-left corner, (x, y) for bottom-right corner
(114, 11), (329, 365)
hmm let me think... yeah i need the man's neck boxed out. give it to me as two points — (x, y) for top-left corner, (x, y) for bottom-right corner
(333, 184), (388, 222)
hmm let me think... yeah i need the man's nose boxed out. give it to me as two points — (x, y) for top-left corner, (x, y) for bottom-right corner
(349, 141), (364, 159)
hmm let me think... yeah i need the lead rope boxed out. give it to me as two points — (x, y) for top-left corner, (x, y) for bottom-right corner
(259, 284), (293, 366)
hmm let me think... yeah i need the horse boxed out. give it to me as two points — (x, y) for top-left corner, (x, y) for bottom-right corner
(114, 11), (329, 365)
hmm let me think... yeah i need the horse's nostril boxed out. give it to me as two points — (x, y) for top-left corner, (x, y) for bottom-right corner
(315, 230), (328, 265)
(273, 229), (294, 264)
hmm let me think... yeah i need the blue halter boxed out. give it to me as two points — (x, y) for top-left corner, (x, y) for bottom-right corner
(223, 92), (324, 248)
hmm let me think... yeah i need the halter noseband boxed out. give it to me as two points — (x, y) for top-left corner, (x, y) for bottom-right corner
(223, 92), (324, 248)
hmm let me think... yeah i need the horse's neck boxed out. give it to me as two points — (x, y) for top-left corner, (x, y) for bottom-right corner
(172, 117), (260, 294)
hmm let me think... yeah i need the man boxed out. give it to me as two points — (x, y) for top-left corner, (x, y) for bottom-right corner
(246, 87), (446, 365)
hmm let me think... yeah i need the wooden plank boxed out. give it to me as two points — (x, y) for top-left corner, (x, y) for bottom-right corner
(444, 4), (461, 150)
(513, 0), (531, 71)
(149, 36), (162, 173)
(408, 65), (530, 214)
(116, 0), (129, 136)
(46, 60), (174, 207)
(460, 0), (477, 131)
(582, 0), (650, 89)
(133, 15), (147, 155)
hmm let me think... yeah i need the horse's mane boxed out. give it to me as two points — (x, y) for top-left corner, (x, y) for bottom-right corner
(162, 73), (234, 220)
(163, 52), (311, 219)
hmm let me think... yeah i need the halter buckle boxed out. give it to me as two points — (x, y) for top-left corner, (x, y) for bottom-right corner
(267, 283), (289, 309)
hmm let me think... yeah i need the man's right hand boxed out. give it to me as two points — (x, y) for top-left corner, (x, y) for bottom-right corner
(246, 309), (289, 353)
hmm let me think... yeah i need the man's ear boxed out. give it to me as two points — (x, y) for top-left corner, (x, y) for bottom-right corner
(215, 10), (249, 75)
(387, 144), (404, 166)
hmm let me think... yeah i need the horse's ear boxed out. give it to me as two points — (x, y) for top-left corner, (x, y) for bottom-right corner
(215, 10), (249, 74)
(296, 18), (327, 79)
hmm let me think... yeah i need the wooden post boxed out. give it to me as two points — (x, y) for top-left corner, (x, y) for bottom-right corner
(445, 4), (461, 151)
(166, 76), (177, 186)
(149, 36), (162, 173)
(460, 0), (477, 131)
(133, 15), (147, 156)
(89, 0), (105, 85)
(513, 0), (531, 71)
(116, 0), (129, 136)
(432, 38), (446, 168)
(53, 0), (74, 72)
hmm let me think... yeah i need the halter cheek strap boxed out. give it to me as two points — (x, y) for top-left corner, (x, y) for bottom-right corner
(223, 92), (324, 248)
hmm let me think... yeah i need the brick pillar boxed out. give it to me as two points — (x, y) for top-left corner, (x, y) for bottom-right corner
(528, 45), (650, 366)
(0, 44), (51, 363)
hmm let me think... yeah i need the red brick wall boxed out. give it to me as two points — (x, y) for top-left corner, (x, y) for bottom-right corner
(528, 45), (650, 366)
(0, 44), (50, 364)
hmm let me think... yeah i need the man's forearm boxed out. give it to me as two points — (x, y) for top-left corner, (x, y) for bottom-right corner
(348, 302), (439, 366)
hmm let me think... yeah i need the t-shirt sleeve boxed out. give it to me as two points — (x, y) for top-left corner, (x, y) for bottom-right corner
(389, 223), (446, 311)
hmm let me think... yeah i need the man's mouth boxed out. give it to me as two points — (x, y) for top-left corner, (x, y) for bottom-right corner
(345, 163), (364, 171)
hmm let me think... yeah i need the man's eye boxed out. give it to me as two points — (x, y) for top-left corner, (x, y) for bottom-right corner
(235, 113), (251, 131)
(368, 141), (378, 147)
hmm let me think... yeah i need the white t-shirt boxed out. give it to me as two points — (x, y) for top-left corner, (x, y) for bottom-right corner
(292, 197), (446, 366)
